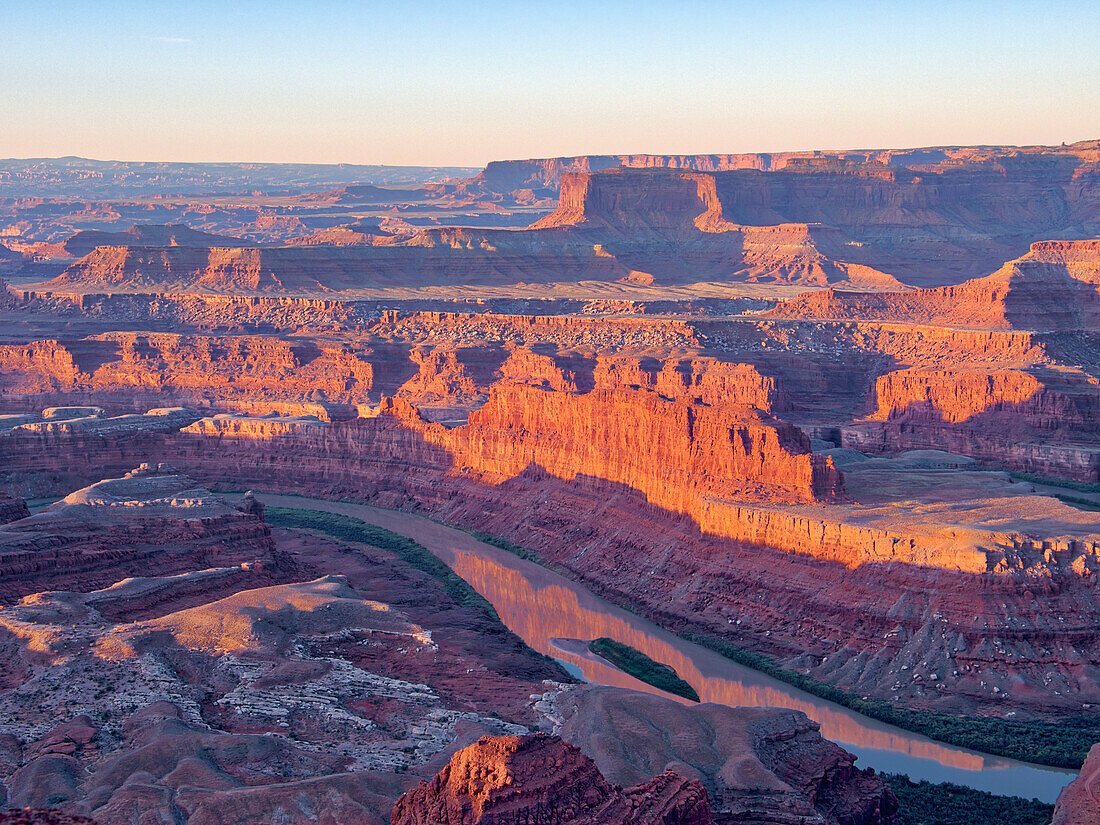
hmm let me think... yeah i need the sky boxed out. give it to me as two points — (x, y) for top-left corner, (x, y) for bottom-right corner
(2, 0), (1098, 167)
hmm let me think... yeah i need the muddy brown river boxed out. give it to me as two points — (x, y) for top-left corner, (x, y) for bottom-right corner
(258, 493), (1076, 803)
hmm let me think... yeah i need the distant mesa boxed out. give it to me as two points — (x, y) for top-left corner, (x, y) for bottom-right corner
(36, 142), (1099, 295)
(767, 239), (1100, 330)
(300, 184), (432, 205)
(61, 224), (251, 258)
(0, 157), (479, 197)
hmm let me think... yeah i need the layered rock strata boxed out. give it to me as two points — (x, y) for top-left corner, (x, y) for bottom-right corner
(553, 687), (898, 825)
(3, 401), (1096, 714)
(768, 241), (1100, 331)
(0, 493), (29, 524)
(0, 333), (375, 406)
(391, 733), (713, 825)
(1053, 742), (1100, 825)
(40, 147), (1099, 295)
(0, 465), (279, 603)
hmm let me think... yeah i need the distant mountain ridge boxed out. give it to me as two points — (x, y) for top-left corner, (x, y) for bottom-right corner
(0, 157), (480, 198)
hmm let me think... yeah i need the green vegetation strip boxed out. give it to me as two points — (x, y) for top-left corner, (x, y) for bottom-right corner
(460, 526), (1099, 768)
(588, 637), (700, 702)
(1053, 493), (1100, 512)
(883, 774), (1053, 825)
(266, 507), (575, 681)
(683, 633), (1099, 769)
(266, 507), (503, 619)
(469, 530), (549, 564)
(1010, 472), (1100, 494)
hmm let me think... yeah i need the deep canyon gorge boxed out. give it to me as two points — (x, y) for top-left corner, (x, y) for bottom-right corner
(1, 143), (1099, 824)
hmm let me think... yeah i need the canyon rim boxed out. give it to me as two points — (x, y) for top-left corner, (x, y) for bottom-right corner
(3, 2), (1100, 823)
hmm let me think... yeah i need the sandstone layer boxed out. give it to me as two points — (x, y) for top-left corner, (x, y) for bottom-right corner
(391, 733), (713, 825)
(0, 474), (567, 824)
(0, 465), (279, 603)
(553, 686), (897, 825)
(1053, 742), (1100, 825)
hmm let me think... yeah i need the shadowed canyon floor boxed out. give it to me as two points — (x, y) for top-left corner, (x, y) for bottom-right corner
(0, 469), (904, 825)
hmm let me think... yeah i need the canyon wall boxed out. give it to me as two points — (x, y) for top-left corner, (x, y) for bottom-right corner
(0, 466), (280, 603)
(768, 240), (1100, 330)
(1053, 742), (1100, 825)
(3, 404), (1096, 715)
(0, 333), (375, 406)
(390, 733), (713, 825)
(406, 382), (839, 504)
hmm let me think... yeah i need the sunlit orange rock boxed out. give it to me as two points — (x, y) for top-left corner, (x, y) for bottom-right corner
(390, 733), (713, 825)
(768, 240), (1100, 330)
(382, 381), (841, 506)
(0, 333), (374, 405)
(1052, 742), (1100, 825)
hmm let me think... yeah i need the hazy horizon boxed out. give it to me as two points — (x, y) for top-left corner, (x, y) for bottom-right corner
(3, 134), (1099, 169)
(3, 0), (1099, 166)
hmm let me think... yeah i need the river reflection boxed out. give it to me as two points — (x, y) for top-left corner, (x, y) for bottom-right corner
(258, 494), (1077, 803)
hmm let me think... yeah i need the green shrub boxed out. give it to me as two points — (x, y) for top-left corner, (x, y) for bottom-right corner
(588, 637), (699, 702)
(1010, 473), (1100, 493)
(683, 632), (1100, 769)
(266, 507), (573, 680)
(267, 506), (500, 618)
(883, 774), (1053, 825)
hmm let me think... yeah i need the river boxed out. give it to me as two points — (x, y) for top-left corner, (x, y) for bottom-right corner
(257, 493), (1076, 803)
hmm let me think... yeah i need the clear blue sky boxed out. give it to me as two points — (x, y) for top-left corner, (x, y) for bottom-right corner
(2, 0), (1097, 166)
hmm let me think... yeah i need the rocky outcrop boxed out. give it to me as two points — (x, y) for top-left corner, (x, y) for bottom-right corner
(0, 481), (567, 825)
(0, 333), (375, 405)
(837, 366), (1100, 480)
(533, 158), (1100, 287)
(414, 382), (841, 504)
(0, 465), (279, 602)
(868, 370), (1049, 425)
(528, 169), (900, 288)
(0, 493), (29, 524)
(1052, 742), (1100, 825)
(554, 687), (897, 825)
(47, 235), (626, 293)
(61, 225), (249, 258)
(768, 241), (1100, 330)
(390, 733), (713, 825)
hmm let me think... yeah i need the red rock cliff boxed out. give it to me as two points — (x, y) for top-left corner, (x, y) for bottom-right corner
(769, 240), (1100, 330)
(409, 382), (841, 506)
(0, 333), (375, 405)
(390, 733), (712, 825)
(1053, 741), (1100, 825)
